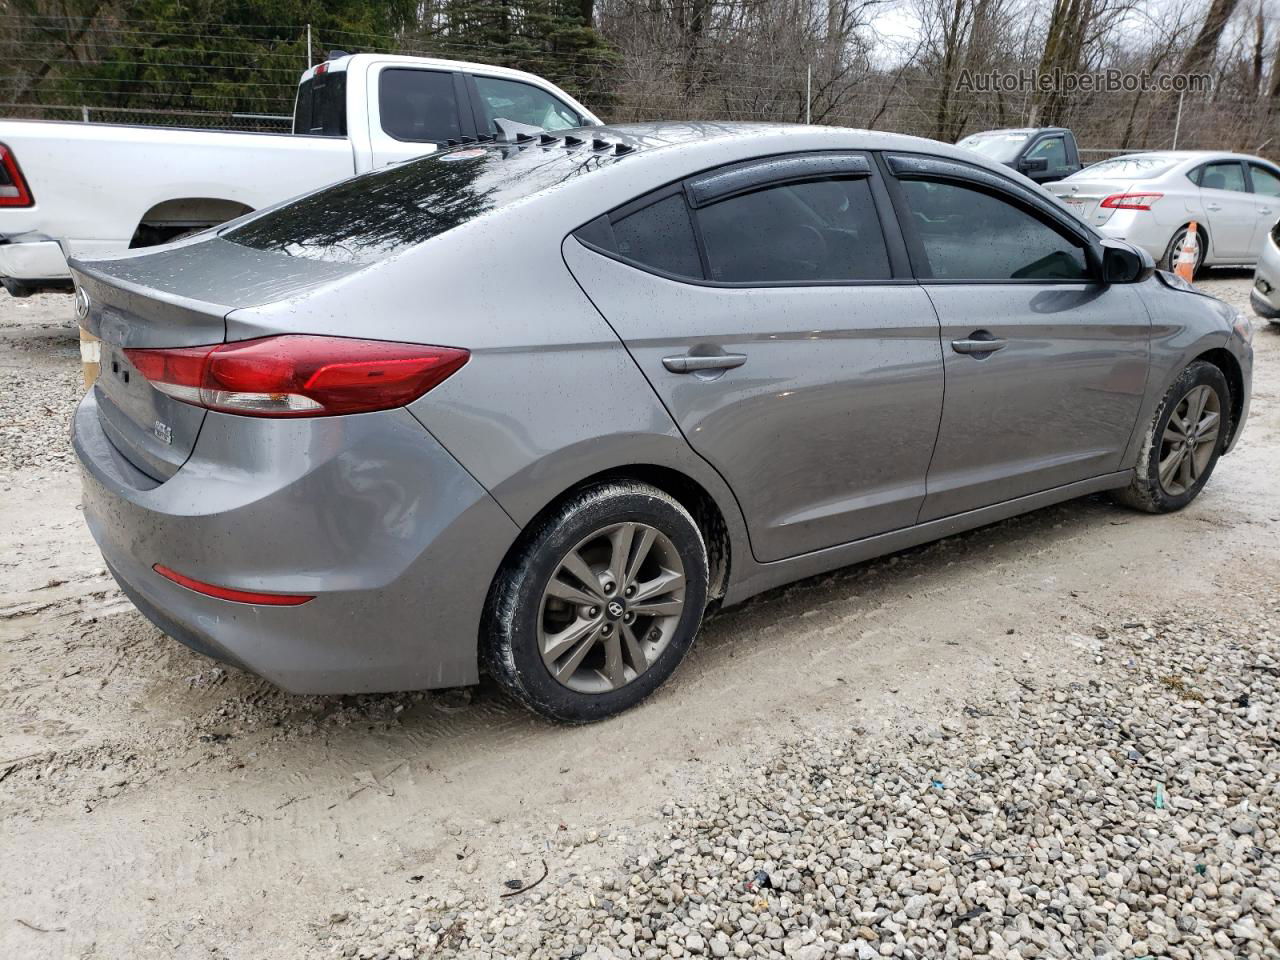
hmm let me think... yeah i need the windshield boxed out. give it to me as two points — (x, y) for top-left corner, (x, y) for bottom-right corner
(224, 141), (615, 264)
(1074, 157), (1175, 180)
(956, 131), (1030, 163)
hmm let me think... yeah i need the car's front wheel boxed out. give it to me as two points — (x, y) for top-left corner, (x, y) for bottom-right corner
(1114, 360), (1230, 513)
(483, 481), (708, 723)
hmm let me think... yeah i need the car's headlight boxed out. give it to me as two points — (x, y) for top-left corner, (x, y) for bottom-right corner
(1155, 269), (1196, 293)
(1233, 308), (1254, 344)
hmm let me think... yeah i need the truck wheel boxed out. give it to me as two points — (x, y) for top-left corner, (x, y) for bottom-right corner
(1114, 361), (1230, 513)
(483, 481), (708, 723)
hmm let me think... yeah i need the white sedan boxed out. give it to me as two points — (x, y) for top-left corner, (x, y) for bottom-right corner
(1047, 150), (1280, 277)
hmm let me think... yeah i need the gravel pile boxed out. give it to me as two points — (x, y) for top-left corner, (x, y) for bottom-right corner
(321, 604), (1278, 960)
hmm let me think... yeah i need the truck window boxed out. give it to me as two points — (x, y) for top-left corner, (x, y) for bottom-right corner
(1027, 135), (1067, 171)
(474, 76), (583, 133)
(379, 68), (462, 143)
(293, 71), (347, 137)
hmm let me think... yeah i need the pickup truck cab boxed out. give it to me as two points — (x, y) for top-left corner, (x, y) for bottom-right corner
(0, 53), (599, 294)
(955, 127), (1081, 184)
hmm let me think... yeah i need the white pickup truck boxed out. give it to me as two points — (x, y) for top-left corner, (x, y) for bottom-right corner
(0, 53), (598, 295)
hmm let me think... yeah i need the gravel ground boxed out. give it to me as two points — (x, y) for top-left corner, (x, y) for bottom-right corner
(320, 602), (1279, 960)
(1, 277), (1278, 960)
(0, 294), (78, 472)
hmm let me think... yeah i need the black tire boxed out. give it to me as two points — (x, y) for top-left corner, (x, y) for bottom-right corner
(483, 481), (708, 723)
(1114, 360), (1231, 513)
(1160, 225), (1206, 278)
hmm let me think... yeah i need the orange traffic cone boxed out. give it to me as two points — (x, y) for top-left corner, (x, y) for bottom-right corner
(1174, 223), (1199, 282)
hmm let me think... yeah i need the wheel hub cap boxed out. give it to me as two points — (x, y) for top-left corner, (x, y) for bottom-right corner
(537, 521), (686, 694)
(1157, 384), (1221, 497)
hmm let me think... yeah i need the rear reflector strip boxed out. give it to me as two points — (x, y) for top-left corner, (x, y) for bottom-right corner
(153, 564), (314, 606)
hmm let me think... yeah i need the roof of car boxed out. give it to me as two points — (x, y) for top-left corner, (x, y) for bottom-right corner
(583, 121), (990, 163)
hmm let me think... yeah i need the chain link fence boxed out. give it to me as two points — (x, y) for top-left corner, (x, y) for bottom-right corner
(2, 15), (1279, 156)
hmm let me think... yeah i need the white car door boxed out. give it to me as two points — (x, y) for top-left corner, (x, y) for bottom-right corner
(1196, 160), (1255, 259)
(1247, 162), (1280, 256)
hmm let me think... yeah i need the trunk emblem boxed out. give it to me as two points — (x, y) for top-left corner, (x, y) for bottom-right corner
(75, 286), (90, 320)
(153, 420), (173, 445)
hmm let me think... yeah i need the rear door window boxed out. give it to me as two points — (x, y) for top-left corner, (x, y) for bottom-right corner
(474, 76), (583, 133)
(898, 179), (1090, 280)
(378, 68), (461, 143)
(1198, 161), (1247, 193)
(695, 178), (890, 282)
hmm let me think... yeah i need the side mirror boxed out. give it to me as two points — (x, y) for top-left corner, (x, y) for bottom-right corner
(1100, 238), (1155, 284)
(1019, 157), (1049, 173)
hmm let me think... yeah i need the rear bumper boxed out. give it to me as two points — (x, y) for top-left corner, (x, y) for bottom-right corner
(0, 236), (69, 283)
(73, 390), (520, 693)
(1250, 287), (1280, 319)
(1251, 234), (1280, 318)
(1096, 216), (1171, 264)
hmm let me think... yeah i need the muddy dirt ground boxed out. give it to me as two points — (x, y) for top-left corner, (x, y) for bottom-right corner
(1, 274), (1277, 959)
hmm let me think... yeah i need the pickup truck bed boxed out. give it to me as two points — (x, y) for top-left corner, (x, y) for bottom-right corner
(0, 120), (353, 289)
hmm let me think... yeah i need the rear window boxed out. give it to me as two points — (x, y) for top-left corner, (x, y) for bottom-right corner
(224, 144), (616, 264)
(1077, 157), (1174, 180)
(293, 71), (347, 137)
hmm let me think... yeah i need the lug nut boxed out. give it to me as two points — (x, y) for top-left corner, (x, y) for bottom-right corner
(602, 624), (613, 636)
(603, 581), (616, 595)
(624, 585), (636, 598)
(623, 611), (635, 624)
(589, 606), (600, 618)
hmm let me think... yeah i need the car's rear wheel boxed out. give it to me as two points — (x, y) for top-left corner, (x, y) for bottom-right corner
(1160, 225), (1206, 278)
(483, 481), (708, 723)
(1114, 360), (1230, 513)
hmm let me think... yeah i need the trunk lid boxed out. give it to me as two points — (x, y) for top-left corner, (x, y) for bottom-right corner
(1047, 179), (1136, 227)
(72, 237), (360, 482)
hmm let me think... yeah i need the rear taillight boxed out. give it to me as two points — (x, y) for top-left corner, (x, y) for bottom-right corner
(0, 143), (33, 207)
(1100, 192), (1162, 211)
(125, 335), (469, 418)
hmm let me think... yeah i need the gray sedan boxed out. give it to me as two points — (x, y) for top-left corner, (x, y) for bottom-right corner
(1047, 150), (1280, 276)
(70, 123), (1254, 722)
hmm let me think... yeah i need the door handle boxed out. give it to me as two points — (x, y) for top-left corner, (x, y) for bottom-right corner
(951, 334), (1008, 356)
(1205, 202), (1222, 211)
(662, 353), (747, 373)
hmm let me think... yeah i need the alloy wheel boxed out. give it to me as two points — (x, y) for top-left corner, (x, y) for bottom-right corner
(1158, 384), (1221, 496)
(538, 522), (686, 694)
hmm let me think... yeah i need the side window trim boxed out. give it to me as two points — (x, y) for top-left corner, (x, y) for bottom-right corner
(883, 170), (1100, 283)
(573, 151), (913, 287)
(687, 153), (871, 208)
